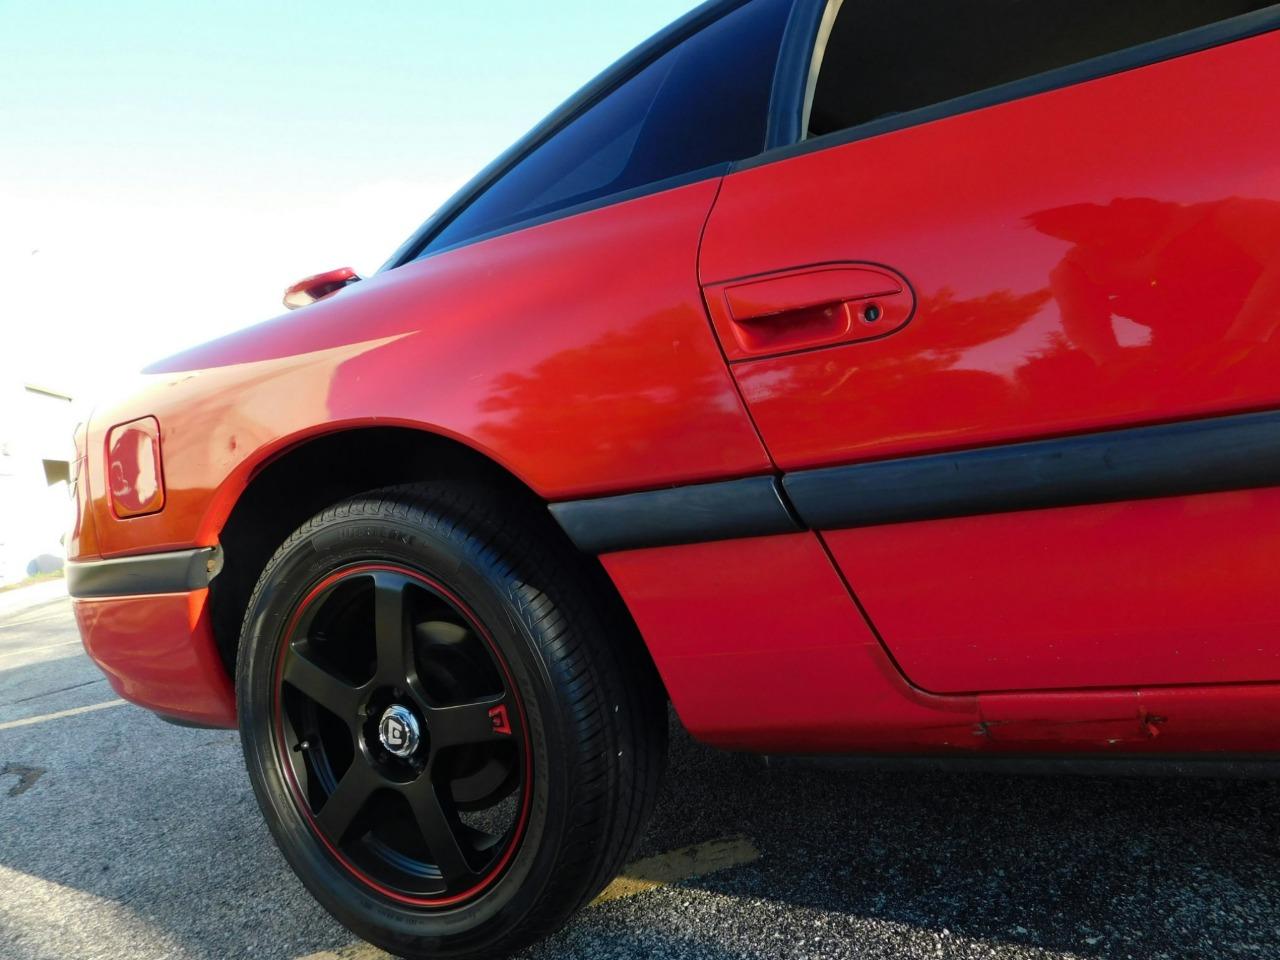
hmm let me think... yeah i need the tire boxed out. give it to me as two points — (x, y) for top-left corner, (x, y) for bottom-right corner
(235, 482), (667, 959)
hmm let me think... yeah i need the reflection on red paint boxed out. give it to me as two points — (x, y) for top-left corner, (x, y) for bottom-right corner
(74, 589), (236, 728)
(703, 31), (1280, 469)
(106, 416), (165, 519)
(75, 179), (767, 557)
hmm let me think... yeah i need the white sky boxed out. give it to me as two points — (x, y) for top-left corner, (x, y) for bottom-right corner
(2, 1), (697, 409)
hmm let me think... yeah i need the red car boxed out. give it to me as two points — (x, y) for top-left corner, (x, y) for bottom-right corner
(68, 0), (1280, 956)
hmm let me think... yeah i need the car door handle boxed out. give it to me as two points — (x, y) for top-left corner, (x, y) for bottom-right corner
(703, 263), (916, 361)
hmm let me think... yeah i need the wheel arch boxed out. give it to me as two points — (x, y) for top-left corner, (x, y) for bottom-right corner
(207, 425), (659, 698)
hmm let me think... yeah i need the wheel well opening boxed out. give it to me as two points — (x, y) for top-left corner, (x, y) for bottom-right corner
(208, 428), (658, 698)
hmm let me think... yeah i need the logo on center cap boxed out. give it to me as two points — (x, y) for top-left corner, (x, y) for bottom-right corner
(378, 705), (421, 758)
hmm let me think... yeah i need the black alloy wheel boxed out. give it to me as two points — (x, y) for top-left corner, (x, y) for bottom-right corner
(275, 564), (530, 905)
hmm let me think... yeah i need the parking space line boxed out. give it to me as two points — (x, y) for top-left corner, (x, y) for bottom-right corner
(295, 836), (762, 960)
(0, 699), (126, 731)
(0, 639), (84, 663)
(592, 835), (760, 904)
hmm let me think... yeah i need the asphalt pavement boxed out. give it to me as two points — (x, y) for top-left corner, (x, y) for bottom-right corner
(2, 583), (1279, 960)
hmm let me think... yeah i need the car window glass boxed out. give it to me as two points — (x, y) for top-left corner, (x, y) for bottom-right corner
(425, 0), (791, 255)
(807, 0), (1271, 137)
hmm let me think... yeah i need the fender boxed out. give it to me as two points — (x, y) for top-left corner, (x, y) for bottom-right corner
(76, 178), (770, 560)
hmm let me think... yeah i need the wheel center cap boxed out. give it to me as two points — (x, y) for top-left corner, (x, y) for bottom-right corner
(377, 704), (421, 758)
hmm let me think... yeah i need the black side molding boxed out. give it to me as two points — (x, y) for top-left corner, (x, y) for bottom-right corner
(66, 546), (223, 599)
(784, 410), (1280, 530)
(549, 476), (799, 554)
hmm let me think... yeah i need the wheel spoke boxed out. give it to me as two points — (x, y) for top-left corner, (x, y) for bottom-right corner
(404, 778), (475, 884)
(372, 573), (412, 683)
(449, 756), (517, 807)
(283, 651), (361, 720)
(426, 694), (513, 750)
(316, 760), (378, 843)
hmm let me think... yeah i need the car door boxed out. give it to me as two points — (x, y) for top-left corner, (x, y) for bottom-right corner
(699, 1), (1280, 694)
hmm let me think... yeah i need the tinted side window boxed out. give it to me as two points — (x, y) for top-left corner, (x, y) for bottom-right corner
(426, 0), (792, 254)
(808, 0), (1270, 137)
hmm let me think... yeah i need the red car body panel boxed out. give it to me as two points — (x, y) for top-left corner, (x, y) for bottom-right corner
(77, 179), (766, 559)
(74, 589), (236, 727)
(701, 32), (1280, 470)
(68, 11), (1280, 757)
(601, 534), (979, 753)
(699, 30), (1280, 697)
(825, 488), (1280, 694)
(603, 532), (1280, 754)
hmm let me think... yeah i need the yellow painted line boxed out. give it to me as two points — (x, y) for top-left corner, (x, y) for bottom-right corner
(0, 699), (126, 732)
(593, 835), (760, 904)
(294, 836), (761, 960)
(296, 946), (385, 960)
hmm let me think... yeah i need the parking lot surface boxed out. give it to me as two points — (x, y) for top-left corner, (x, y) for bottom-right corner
(2, 584), (1279, 960)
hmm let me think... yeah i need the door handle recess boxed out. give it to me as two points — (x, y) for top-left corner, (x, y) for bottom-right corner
(703, 263), (915, 361)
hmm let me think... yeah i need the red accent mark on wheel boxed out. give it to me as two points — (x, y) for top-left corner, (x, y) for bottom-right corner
(488, 704), (512, 735)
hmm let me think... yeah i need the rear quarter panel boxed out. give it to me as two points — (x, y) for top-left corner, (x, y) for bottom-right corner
(79, 179), (769, 558)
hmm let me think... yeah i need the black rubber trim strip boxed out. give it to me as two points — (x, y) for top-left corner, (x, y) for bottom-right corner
(764, 0), (824, 150)
(551, 411), (1280, 551)
(784, 410), (1280, 530)
(549, 476), (799, 554)
(66, 546), (222, 599)
(735, 4), (1280, 174)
